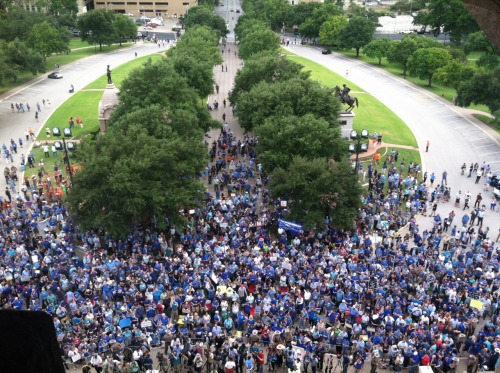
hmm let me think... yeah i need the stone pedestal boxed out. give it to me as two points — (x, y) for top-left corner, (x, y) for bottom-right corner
(339, 111), (355, 139)
(98, 83), (120, 132)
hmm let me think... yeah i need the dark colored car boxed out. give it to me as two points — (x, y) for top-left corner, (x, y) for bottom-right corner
(490, 173), (500, 189)
(321, 49), (332, 55)
(236, 9), (240, 13)
(48, 72), (63, 79)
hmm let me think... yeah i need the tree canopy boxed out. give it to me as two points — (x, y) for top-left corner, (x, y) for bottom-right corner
(236, 77), (341, 132)
(183, 6), (228, 38)
(238, 28), (280, 60)
(338, 16), (376, 57)
(28, 21), (70, 62)
(457, 67), (500, 115)
(408, 47), (451, 86)
(299, 3), (343, 38)
(68, 16), (222, 236)
(269, 157), (362, 229)
(66, 120), (207, 237)
(255, 114), (344, 172)
(229, 50), (308, 105)
(77, 9), (117, 51)
(414, 0), (479, 43)
(115, 58), (217, 133)
(319, 15), (347, 47)
(363, 37), (392, 65)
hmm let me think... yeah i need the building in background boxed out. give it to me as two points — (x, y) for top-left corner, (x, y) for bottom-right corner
(91, 0), (197, 17)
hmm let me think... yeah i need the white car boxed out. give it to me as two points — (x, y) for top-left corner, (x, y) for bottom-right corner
(400, 30), (415, 34)
(494, 188), (500, 200)
(126, 13), (134, 16)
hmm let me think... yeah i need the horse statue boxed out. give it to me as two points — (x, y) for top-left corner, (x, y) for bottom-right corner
(334, 85), (359, 112)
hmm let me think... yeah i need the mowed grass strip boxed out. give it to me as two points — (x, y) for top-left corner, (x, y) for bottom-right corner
(286, 54), (418, 147)
(36, 91), (102, 141)
(360, 147), (422, 174)
(85, 53), (164, 89)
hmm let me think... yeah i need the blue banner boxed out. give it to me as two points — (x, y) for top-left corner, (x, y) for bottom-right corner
(278, 219), (304, 234)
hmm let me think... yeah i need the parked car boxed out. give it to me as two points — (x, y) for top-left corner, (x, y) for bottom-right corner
(321, 49), (332, 55)
(137, 32), (143, 38)
(48, 72), (63, 79)
(389, 13), (396, 18)
(400, 30), (415, 34)
(490, 172), (500, 188)
(494, 188), (500, 200)
(236, 9), (240, 13)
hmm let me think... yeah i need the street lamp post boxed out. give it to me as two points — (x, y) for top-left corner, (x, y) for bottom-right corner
(54, 138), (75, 187)
(349, 129), (369, 175)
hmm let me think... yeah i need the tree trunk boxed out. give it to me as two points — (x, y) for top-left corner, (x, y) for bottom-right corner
(428, 74), (433, 87)
(99, 42), (103, 51)
(356, 47), (360, 57)
(378, 57), (382, 65)
(403, 64), (407, 77)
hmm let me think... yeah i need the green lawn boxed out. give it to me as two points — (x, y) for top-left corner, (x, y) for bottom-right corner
(85, 53), (164, 89)
(360, 147), (422, 175)
(36, 91), (102, 141)
(25, 147), (67, 180)
(286, 54), (418, 147)
(68, 39), (92, 50)
(339, 49), (491, 113)
(0, 43), (134, 96)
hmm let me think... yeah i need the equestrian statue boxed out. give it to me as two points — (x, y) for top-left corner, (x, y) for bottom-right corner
(334, 84), (359, 112)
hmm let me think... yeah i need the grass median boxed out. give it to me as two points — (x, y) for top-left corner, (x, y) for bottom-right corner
(286, 54), (418, 147)
(85, 53), (164, 89)
(36, 91), (102, 142)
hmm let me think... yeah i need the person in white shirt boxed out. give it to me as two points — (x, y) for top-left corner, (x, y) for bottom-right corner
(90, 354), (103, 373)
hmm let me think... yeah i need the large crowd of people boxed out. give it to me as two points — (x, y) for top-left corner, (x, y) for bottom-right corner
(0, 115), (499, 373)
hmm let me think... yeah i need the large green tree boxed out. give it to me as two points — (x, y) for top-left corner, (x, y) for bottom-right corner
(0, 39), (45, 86)
(363, 37), (392, 65)
(113, 14), (137, 46)
(183, 6), (228, 38)
(169, 25), (222, 66)
(66, 121), (207, 237)
(386, 35), (443, 76)
(299, 3), (343, 38)
(28, 21), (70, 62)
(236, 77), (341, 132)
(114, 59), (218, 133)
(457, 67), (500, 115)
(255, 114), (344, 172)
(269, 157), (362, 229)
(408, 47), (451, 86)
(413, 0), (479, 43)
(288, 2), (322, 27)
(434, 59), (476, 91)
(338, 16), (375, 57)
(238, 28), (280, 60)
(229, 51), (308, 105)
(0, 7), (47, 42)
(319, 15), (347, 47)
(77, 9), (116, 51)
